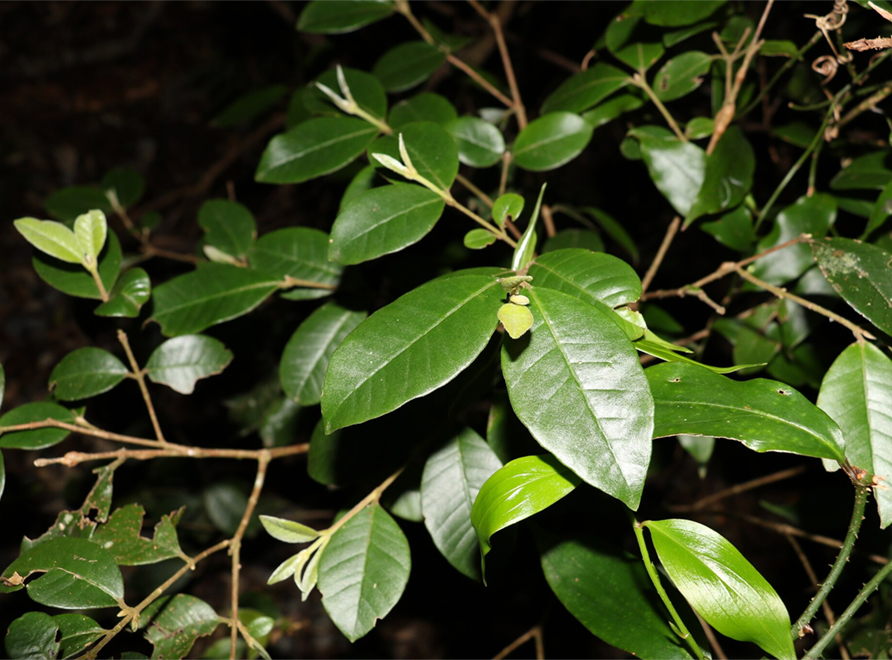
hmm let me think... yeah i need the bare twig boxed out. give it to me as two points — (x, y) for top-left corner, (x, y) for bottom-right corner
(641, 217), (680, 295)
(540, 204), (557, 239)
(117, 329), (166, 444)
(1, 419), (167, 449)
(493, 624), (544, 660)
(694, 610), (728, 660)
(676, 465), (809, 512)
(33, 444), (309, 467)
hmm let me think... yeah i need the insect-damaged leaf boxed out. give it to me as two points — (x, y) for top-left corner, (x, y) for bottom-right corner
(144, 594), (221, 659)
(91, 504), (184, 565)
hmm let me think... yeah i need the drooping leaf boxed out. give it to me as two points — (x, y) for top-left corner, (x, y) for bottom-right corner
(818, 342), (892, 527)
(145, 335), (233, 394)
(830, 150), (892, 191)
(492, 193), (525, 228)
(318, 504), (411, 642)
(635, 337), (759, 374)
(94, 268), (152, 318)
(298, 0), (394, 34)
(33, 231), (122, 300)
(14, 218), (85, 265)
(502, 287), (654, 508)
(653, 51), (712, 102)
(446, 117), (505, 168)
(211, 85), (288, 127)
(528, 248), (642, 308)
(91, 504), (183, 565)
(321, 269), (504, 433)
(305, 67), (388, 121)
(371, 121), (459, 191)
(44, 187), (112, 223)
(151, 263), (280, 336)
(540, 62), (630, 115)
(629, 126), (706, 216)
(49, 347), (129, 401)
(647, 361), (845, 462)
(144, 594), (220, 659)
(641, 1), (725, 26)
(645, 519), (795, 660)
(372, 41), (445, 93)
(255, 118), (378, 184)
(73, 210), (108, 265)
(0, 402), (76, 450)
(248, 227), (342, 299)
(513, 112), (594, 171)
(260, 515), (320, 544)
(685, 126), (755, 227)
(198, 199), (256, 259)
(388, 93), (458, 129)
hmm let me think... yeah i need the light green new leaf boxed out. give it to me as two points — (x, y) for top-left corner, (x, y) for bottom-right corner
(502, 287), (654, 508)
(49, 347), (129, 401)
(322, 269), (504, 432)
(144, 594), (220, 659)
(471, 455), (580, 564)
(198, 199), (256, 259)
(629, 126), (706, 216)
(653, 51), (712, 102)
(818, 343), (892, 527)
(493, 193), (524, 228)
(14, 218), (85, 265)
(540, 62), (630, 115)
(388, 93), (457, 129)
(151, 263), (280, 336)
(371, 121), (459, 190)
(446, 117), (505, 168)
(255, 117), (378, 184)
(94, 267), (152, 318)
(44, 187), (113, 223)
(145, 335), (233, 394)
(260, 515), (320, 544)
(329, 184), (445, 265)
(830, 150), (892, 191)
(33, 231), (121, 300)
(298, 0), (394, 34)
(248, 227), (342, 299)
(372, 41), (445, 93)
(73, 210), (108, 265)
(280, 302), (366, 405)
(464, 228), (497, 249)
(421, 428), (503, 580)
(645, 519), (795, 660)
(685, 126), (754, 227)
(812, 238), (892, 336)
(528, 248), (641, 308)
(211, 84), (288, 127)
(0, 402), (76, 450)
(513, 112), (594, 171)
(306, 68), (387, 121)
(0, 537), (124, 609)
(91, 504), (183, 565)
(648, 362), (845, 461)
(319, 504), (411, 642)
(511, 184), (545, 271)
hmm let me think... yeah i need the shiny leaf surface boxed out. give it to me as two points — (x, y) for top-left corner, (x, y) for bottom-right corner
(145, 335), (233, 394)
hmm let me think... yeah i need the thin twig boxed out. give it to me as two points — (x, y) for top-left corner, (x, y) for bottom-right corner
(540, 204), (557, 239)
(473, 0), (528, 128)
(456, 173), (495, 208)
(117, 329), (166, 444)
(492, 624), (544, 660)
(681, 465), (809, 512)
(1, 419), (167, 449)
(499, 151), (512, 199)
(641, 217), (680, 295)
(633, 73), (687, 141)
(33, 444), (309, 467)
(693, 610), (728, 660)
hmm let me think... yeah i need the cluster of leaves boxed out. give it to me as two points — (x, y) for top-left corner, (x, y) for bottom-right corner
(5, 0), (892, 658)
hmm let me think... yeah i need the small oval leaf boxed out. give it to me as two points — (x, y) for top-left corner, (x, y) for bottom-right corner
(145, 335), (233, 394)
(49, 347), (129, 401)
(513, 112), (594, 172)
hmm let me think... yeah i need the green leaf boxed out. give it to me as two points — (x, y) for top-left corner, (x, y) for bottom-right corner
(339, 165), (379, 212)
(94, 268), (152, 318)
(528, 248), (642, 308)
(501, 287), (653, 508)
(73, 210), (108, 265)
(145, 335), (233, 394)
(0, 537), (124, 609)
(255, 117), (378, 184)
(33, 231), (122, 300)
(701, 205), (755, 252)
(151, 263), (280, 336)
(685, 126), (755, 227)
(581, 94), (645, 129)
(212, 84), (288, 127)
(686, 116), (714, 140)
(5, 612), (61, 660)
(0, 450), (4, 503)
(543, 229), (604, 253)
(606, 11), (665, 71)
(260, 515), (320, 544)
(372, 41), (445, 93)
(101, 167), (145, 208)
(511, 184), (545, 271)
(371, 121), (459, 190)
(248, 227), (342, 298)
(812, 238), (892, 336)
(653, 51), (712, 102)
(421, 428), (502, 580)
(513, 112), (594, 171)
(15, 218), (85, 265)
(471, 455), (580, 563)
(635, 337), (758, 374)
(329, 184), (445, 265)
(865, 179), (892, 237)
(198, 199), (256, 259)
(647, 361), (846, 462)
(541, 62), (630, 115)
(0, 402), (76, 450)
(144, 594), (220, 659)
(202, 483), (248, 536)
(645, 519), (795, 660)
(446, 117), (505, 168)
(306, 68), (387, 121)
(629, 126), (706, 216)
(492, 193), (524, 228)
(760, 40), (799, 57)
(641, 0), (724, 26)
(663, 21), (719, 47)
(830, 150), (892, 190)
(322, 269), (504, 432)
(91, 504), (183, 565)
(55, 614), (105, 658)
(297, 0), (393, 33)
(541, 536), (697, 659)
(319, 504), (411, 642)
(44, 187), (112, 223)
(280, 302), (366, 405)
(49, 347), (129, 401)
(818, 343), (892, 527)
(464, 228), (497, 249)
(388, 93), (457, 129)
(583, 206), (640, 263)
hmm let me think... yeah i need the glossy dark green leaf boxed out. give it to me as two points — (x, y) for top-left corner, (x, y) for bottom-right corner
(198, 199), (256, 259)
(44, 187), (112, 222)
(641, 0), (724, 26)
(94, 267), (152, 318)
(5, 612), (61, 660)
(329, 184), (445, 265)
(319, 504), (411, 642)
(91, 504), (183, 565)
(421, 428), (502, 580)
(322, 269), (504, 432)
(339, 165), (378, 213)
(830, 151), (892, 191)
(528, 248), (641, 308)
(248, 227), (342, 299)
(56, 614), (105, 658)
(629, 126), (706, 216)
(211, 85), (288, 127)
(464, 228), (497, 249)
(701, 205), (755, 252)
(0, 537), (124, 609)
(145, 335), (233, 394)
(372, 41), (445, 93)
(502, 287), (653, 508)
(471, 455), (580, 562)
(653, 51), (712, 101)
(543, 229), (604, 253)
(645, 519), (795, 660)
(298, 0), (394, 33)
(446, 117), (505, 168)
(280, 302), (366, 405)
(151, 263), (280, 336)
(305, 68), (387, 121)
(144, 594), (220, 659)
(255, 118), (378, 184)
(371, 121), (459, 190)
(388, 93), (457, 129)
(492, 193), (524, 228)
(818, 343), (892, 527)
(812, 238), (892, 336)
(33, 231), (122, 300)
(685, 126), (755, 227)
(606, 10), (664, 71)
(513, 112), (594, 172)
(865, 179), (892, 238)
(581, 94), (644, 128)
(647, 361), (845, 461)
(540, 62), (630, 115)
(0, 402), (76, 450)
(49, 347), (128, 401)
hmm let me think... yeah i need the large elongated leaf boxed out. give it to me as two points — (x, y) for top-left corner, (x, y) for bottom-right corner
(49, 347), (129, 401)
(645, 519), (795, 660)
(501, 287), (653, 508)
(642, 1), (724, 26)
(329, 184), (445, 265)
(527, 248), (641, 308)
(389, 93), (458, 129)
(298, 0), (394, 34)
(94, 267), (152, 318)
(151, 263), (280, 337)
(91, 504), (183, 565)
(318, 504), (411, 642)
(818, 343), (892, 527)
(629, 126), (706, 216)
(5, 612), (105, 660)
(812, 238), (892, 336)
(540, 62), (630, 115)
(248, 227), (341, 300)
(198, 199), (256, 259)
(321, 269), (504, 432)
(648, 362), (845, 461)
(513, 112), (594, 171)
(446, 117), (505, 168)
(144, 594), (220, 659)
(685, 126), (755, 227)
(0, 402), (76, 450)
(33, 231), (122, 300)
(372, 41), (445, 93)
(145, 335), (233, 394)
(421, 428), (502, 580)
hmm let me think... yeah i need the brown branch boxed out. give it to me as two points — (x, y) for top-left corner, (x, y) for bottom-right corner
(641, 217), (681, 295)
(493, 624), (544, 660)
(674, 465), (809, 512)
(1, 419), (167, 449)
(33, 443), (309, 468)
(456, 173), (495, 208)
(694, 610), (728, 660)
(540, 204), (557, 239)
(117, 329), (166, 444)
(474, 0), (528, 128)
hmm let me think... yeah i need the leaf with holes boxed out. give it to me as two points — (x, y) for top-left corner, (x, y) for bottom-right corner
(145, 335), (233, 394)
(92, 504), (183, 565)
(49, 347), (129, 401)
(144, 594), (221, 659)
